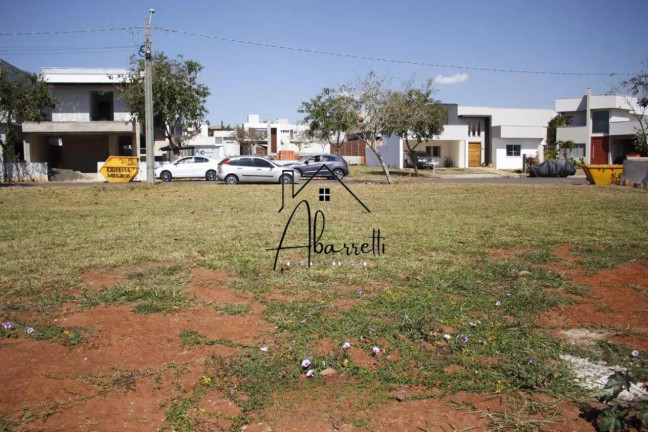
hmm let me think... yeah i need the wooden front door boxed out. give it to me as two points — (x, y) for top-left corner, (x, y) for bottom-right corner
(271, 128), (277, 154)
(468, 142), (481, 167)
(591, 137), (609, 164)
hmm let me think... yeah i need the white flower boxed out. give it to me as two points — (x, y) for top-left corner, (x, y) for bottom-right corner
(443, 334), (452, 341)
(260, 345), (268, 353)
(495, 301), (501, 307)
(286, 261), (291, 266)
(631, 350), (640, 357)
(305, 369), (314, 377)
(26, 327), (35, 335)
(363, 262), (367, 267)
(372, 346), (380, 355)
(469, 322), (476, 328)
(301, 359), (311, 368)
(342, 342), (351, 349)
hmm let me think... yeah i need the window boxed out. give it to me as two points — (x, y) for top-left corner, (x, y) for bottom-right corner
(176, 157), (193, 165)
(426, 146), (441, 157)
(323, 155), (338, 162)
(592, 111), (609, 134)
(90, 91), (114, 121)
(253, 158), (273, 168)
(319, 188), (330, 202)
(237, 158), (254, 167)
(566, 143), (586, 159)
(194, 157), (208, 163)
(506, 145), (521, 157)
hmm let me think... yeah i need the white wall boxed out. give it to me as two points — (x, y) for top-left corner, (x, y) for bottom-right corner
(50, 84), (130, 122)
(493, 138), (544, 170)
(366, 134), (402, 168)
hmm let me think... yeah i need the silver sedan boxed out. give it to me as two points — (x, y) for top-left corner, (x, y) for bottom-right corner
(217, 156), (302, 185)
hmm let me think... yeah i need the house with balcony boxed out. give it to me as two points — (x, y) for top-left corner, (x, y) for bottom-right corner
(366, 104), (554, 170)
(555, 89), (643, 164)
(241, 114), (328, 157)
(20, 67), (168, 174)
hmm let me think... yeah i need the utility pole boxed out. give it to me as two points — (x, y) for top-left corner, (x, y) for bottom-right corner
(144, 9), (155, 184)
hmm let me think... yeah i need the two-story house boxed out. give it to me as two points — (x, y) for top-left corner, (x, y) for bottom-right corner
(366, 104), (554, 170)
(555, 88), (642, 165)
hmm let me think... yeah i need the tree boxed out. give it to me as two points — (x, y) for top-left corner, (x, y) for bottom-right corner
(290, 128), (316, 154)
(347, 71), (395, 184)
(117, 53), (210, 158)
(232, 126), (263, 155)
(0, 68), (56, 182)
(546, 113), (571, 148)
(384, 79), (446, 176)
(298, 87), (358, 155)
(617, 68), (648, 155)
(556, 139), (576, 159)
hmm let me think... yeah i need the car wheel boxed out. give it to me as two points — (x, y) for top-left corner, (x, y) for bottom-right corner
(205, 170), (217, 181)
(332, 168), (345, 180)
(225, 174), (239, 185)
(160, 171), (172, 182)
(280, 173), (293, 184)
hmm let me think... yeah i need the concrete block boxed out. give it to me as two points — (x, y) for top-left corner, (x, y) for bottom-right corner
(621, 157), (648, 187)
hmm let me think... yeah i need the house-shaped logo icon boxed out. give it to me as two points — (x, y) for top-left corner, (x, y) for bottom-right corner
(278, 164), (370, 213)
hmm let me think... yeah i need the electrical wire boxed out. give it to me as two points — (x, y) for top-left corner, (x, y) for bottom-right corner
(152, 26), (630, 77)
(0, 24), (632, 76)
(0, 45), (139, 55)
(0, 27), (142, 37)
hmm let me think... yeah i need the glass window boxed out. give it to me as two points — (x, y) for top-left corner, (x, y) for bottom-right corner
(253, 158), (273, 168)
(592, 111), (609, 134)
(323, 155), (338, 162)
(506, 145), (521, 157)
(566, 143), (586, 159)
(237, 158), (254, 167)
(175, 157), (193, 165)
(194, 157), (208, 163)
(432, 146), (441, 157)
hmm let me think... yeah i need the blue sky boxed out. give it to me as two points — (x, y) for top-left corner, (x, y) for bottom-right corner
(1, 0), (646, 125)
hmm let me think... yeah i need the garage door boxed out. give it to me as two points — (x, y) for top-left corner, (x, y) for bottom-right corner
(468, 142), (481, 167)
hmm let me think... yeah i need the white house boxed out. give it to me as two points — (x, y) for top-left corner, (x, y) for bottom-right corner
(366, 104), (555, 170)
(555, 88), (643, 164)
(242, 114), (328, 156)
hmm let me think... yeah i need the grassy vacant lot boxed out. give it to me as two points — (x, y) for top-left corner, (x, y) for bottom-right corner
(0, 181), (647, 431)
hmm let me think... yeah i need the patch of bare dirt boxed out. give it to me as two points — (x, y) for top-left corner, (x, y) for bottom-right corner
(263, 384), (490, 432)
(539, 244), (648, 351)
(187, 389), (243, 431)
(331, 298), (364, 310)
(78, 261), (170, 291)
(488, 247), (533, 260)
(186, 268), (251, 305)
(0, 302), (273, 423)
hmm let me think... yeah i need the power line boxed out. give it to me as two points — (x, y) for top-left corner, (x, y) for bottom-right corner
(0, 26), (142, 37)
(0, 45), (139, 55)
(152, 26), (630, 77)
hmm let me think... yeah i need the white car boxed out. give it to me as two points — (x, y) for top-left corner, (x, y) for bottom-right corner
(217, 156), (302, 184)
(155, 156), (220, 182)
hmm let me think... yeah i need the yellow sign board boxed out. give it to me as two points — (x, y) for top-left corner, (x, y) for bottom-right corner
(99, 156), (139, 183)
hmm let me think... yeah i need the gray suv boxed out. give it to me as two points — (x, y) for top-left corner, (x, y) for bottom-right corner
(285, 154), (349, 179)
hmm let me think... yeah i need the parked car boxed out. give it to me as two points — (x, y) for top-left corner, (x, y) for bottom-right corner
(283, 154), (349, 179)
(405, 153), (438, 169)
(217, 156), (302, 185)
(155, 156), (221, 182)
